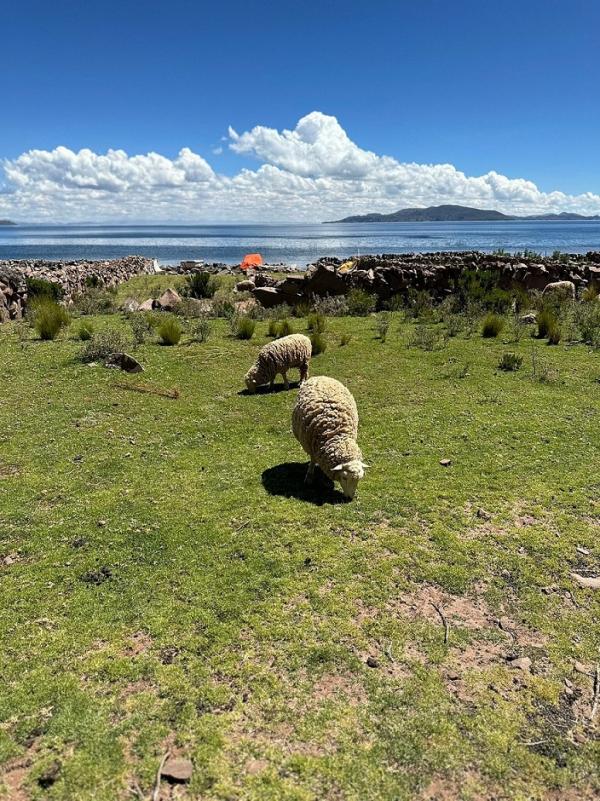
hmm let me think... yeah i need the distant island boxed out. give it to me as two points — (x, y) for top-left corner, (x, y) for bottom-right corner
(0, 220), (17, 226)
(326, 204), (600, 223)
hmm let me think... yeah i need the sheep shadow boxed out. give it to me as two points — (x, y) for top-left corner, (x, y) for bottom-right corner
(238, 381), (301, 397)
(261, 462), (348, 505)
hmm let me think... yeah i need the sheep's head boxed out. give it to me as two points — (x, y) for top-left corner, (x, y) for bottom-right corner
(332, 460), (368, 499)
(244, 366), (259, 393)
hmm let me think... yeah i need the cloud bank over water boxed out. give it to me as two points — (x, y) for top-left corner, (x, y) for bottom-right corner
(2, 112), (600, 222)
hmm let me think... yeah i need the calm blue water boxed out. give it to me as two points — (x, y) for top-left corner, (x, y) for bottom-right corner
(1, 221), (600, 266)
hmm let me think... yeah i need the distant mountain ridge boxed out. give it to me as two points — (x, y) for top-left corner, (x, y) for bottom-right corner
(327, 204), (600, 223)
(0, 220), (16, 225)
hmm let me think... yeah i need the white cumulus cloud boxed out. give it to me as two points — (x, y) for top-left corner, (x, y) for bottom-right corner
(1, 111), (599, 222)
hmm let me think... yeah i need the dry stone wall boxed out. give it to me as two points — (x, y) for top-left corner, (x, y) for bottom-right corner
(0, 256), (154, 321)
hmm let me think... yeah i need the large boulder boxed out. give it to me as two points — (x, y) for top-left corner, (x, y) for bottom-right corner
(542, 280), (576, 301)
(252, 286), (288, 308)
(158, 288), (182, 310)
(236, 279), (256, 292)
(303, 263), (347, 296)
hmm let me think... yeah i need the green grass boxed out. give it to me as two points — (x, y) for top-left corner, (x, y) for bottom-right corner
(1, 310), (599, 801)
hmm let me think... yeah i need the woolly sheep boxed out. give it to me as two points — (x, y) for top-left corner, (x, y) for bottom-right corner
(245, 333), (311, 393)
(542, 280), (575, 301)
(292, 375), (368, 499)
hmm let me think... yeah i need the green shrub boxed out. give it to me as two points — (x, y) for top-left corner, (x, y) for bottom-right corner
(211, 289), (236, 318)
(157, 316), (182, 346)
(32, 300), (70, 340)
(310, 332), (327, 355)
(26, 277), (63, 302)
(498, 352), (523, 371)
(547, 321), (562, 345)
(575, 302), (600, 345)
(339, 333), (352, 346)
(347, 288), (376, 316)
(186, 272), (219, 299)
(312, 295), (349, 317)
(268, 319), (280, 337)
(81, 328), (132, 362)
(481, 313), (504, 338)
(410, 324), (446, 351)
(279, 319), (294, 337)
(192, 317), (211, 342)
(307, 312), (326, 333)
(77, 321), (94, 341)
(407, 288), (434, 319)
(536, 308), (556, 339)
(375, 313), (391, 342)
(235, 316), (256, 340)
(129, 313), (154, 346)
(73, 288), (116, 315)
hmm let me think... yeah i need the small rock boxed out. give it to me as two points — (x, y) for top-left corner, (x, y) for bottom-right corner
(508, 656), (532, 671)
(104, 352), (143, 373)
(476, 507), (491, 521)
(576, 545), (590, 556)
(571, 572), (600, 590)
(97, 520), (106, 528)
(439, 459), (452, 467)
(161, 757), (193, 783)
(366, 656), (380, 668)
(574, 660), (591, 676)
(573, 731), (587, 745)
(446, 670), (460, 681)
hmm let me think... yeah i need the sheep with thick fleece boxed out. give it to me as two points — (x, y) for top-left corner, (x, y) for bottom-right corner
(292, 376), (367, 499)
(245, 334), (311, 392)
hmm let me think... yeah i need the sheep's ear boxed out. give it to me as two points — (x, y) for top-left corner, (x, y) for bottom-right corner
(331, 464), (344, 472)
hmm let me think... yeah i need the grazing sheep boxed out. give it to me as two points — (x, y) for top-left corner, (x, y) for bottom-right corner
(292, 376), (367, 499)
(542, 280), (576, 301)
(245, 333), (311, 393)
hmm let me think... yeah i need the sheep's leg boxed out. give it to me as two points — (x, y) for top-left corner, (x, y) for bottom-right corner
(282, 371), (289, 390)
(299, 361), (308, 384)
(269, 377), (275, 391)
(305, 461), (316, 484)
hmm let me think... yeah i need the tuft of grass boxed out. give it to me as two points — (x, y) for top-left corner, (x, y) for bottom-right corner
(481, 313), (504, 338)
(76, 321), (94, 341)
(536, 308), (556, 339)
(498, 352), (523, 371)
(374, 312), (391, 342)
(339, 332), (352, 346)
(310, 331), (327, 355)
(185, 271), (219, 299)
(547, 321), (562, 345)
(279, 318), (294, 337)
(32, 300), (70, 340)
(26, 276), (63, 302)
(307, 312), (327, 333)
(234, 316), (256, 340)
(268, 319), (280, 338)
(157, 315), (183, 346)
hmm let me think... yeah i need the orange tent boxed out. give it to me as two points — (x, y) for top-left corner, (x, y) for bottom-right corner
(240, 253), (263, 271)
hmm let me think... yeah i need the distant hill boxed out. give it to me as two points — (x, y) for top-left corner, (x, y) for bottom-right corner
(0, 219), (17, 226)
(327, 204), (600, 223)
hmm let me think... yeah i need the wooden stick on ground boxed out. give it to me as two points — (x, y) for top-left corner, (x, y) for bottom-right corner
(431, 602), (450, 644)
(152, 752), (170, 801)
(591, 664), (600, 722)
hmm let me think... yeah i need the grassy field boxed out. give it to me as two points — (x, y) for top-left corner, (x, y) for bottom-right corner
(1, 297), (599, 800)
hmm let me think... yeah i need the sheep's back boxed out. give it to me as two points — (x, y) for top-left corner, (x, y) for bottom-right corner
(292, 376), (358, 457)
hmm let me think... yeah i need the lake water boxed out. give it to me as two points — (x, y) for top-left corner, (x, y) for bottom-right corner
(2, 221), (600, 266)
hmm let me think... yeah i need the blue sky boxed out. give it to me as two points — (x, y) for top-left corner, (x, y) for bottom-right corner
(2, 0), (599, 222)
